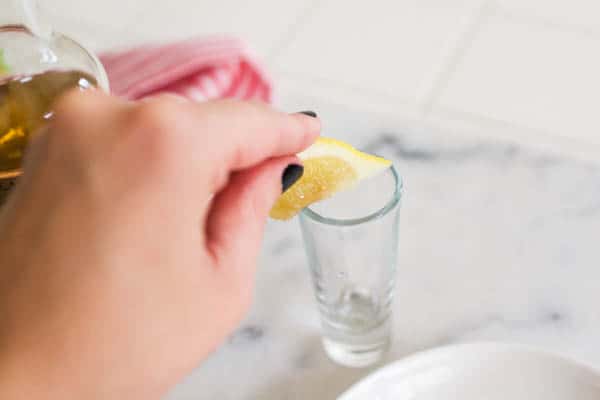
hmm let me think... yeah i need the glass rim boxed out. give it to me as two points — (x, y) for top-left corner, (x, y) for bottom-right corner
(0, 24), (110, 92)
(300, 165), (403, 227)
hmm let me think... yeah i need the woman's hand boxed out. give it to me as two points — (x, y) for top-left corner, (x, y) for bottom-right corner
(0, 91), (319, 399)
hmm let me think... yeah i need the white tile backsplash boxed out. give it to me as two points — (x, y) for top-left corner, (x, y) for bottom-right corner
(43, 0), (310, 56)
(31, 0), (600, 157)
(122, 0), (310, 57)
(48, 14), (129, 52)
(494, 0), (600, 31)
(434, 15), (600, 145)
(43, 0), (145, 36)
(274, 0), (483, 104)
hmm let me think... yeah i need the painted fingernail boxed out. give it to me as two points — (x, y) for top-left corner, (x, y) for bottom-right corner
(281, 164), (304, 193)
(298, 111), (317, 118)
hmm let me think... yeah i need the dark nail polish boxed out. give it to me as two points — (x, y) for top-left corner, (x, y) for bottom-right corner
(281, 164), (304, 193)
(298, 111), (317, 118)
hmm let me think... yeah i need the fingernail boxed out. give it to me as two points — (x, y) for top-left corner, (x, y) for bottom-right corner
(298, 111), (317, 118)
(281, 164), (304, 193)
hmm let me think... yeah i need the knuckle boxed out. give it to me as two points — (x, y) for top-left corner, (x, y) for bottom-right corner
(52, 90), (92, 131)
(53, 89), (89, 117)
(49, 90), (101, 148)
(126, 100), (183, 177)
(129, 99), (179, 134)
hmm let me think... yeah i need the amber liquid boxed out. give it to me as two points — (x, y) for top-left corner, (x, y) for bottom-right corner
(0, 70), (97, 179)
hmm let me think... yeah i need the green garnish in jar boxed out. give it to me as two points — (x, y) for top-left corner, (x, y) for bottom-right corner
(0, 50), (9, 75)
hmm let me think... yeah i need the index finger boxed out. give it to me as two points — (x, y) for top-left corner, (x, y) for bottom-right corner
(188, 100), (320, 190)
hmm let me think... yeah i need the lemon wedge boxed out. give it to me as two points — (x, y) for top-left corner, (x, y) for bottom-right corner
(270, 137), (392, 220)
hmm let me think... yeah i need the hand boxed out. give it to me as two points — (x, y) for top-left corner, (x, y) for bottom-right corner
(0, 91), (319, 399)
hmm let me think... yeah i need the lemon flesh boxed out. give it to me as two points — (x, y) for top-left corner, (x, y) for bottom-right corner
(270, 137), (391, 220)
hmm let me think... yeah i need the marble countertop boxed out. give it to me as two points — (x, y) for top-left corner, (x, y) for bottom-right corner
(166, 93), (600, 399)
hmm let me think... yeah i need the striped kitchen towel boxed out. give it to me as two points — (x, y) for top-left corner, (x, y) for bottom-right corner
(99, 36), (272, 102)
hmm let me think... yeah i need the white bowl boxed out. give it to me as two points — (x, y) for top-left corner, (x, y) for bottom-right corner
(338, 343), (600, 400)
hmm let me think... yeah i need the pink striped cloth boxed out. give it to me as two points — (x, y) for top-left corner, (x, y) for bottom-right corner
(99, 36), (272, 102)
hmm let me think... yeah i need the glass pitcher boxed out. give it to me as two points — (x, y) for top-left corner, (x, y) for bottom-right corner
(0, 0), (109, 203)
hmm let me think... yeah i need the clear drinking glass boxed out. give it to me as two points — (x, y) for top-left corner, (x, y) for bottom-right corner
(299, 166), (402, 368)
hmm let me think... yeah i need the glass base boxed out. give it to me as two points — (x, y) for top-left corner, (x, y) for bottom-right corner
(323, 337), (388, 368)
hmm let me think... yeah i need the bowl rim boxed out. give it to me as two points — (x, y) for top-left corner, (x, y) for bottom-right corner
(338, 342), (600, 400)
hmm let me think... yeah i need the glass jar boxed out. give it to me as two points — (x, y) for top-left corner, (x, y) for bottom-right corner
(0, 0), (108, 204)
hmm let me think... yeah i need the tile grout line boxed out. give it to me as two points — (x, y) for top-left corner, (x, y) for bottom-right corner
(266, 0), (330, 64)
(417, 1), (493, 117)
(274, 74), (421, 120)
(277, 71), (600, 163)
(492, 2), (600, 41)
(275, 70), (415, 103)
(429, 105), (600, 163)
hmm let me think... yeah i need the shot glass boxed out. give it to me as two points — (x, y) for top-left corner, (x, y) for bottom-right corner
(299, 166), (402, 368)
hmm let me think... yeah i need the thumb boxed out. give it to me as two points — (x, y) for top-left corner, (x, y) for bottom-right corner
(206, 156), (303, 272)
